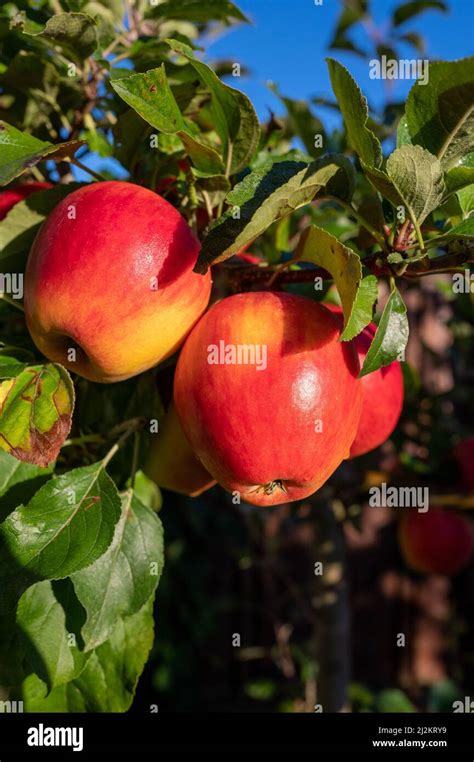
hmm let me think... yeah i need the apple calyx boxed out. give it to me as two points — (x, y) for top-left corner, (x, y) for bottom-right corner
(253, 480), (288, 497)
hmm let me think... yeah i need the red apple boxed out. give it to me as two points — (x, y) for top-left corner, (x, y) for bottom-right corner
(0, 181), (52, 221)
(144, 403), (216, 497)
(453, 437), (474, 491)
(24, 181), (212, 383)
(174, 292), (363, 506)
(399, 508), (474, 576)
(325, 304), (404, 457)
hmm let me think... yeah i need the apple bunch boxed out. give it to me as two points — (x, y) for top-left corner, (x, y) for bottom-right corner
(21, 181), (405, 506)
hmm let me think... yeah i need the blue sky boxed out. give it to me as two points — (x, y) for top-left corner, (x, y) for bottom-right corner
(207, 0), (474, 119)
(73, 0), (474, 180)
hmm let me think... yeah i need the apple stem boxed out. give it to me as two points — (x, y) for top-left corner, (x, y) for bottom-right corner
(101, 417), (146, 469)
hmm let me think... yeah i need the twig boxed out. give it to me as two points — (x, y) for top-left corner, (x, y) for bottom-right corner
(68, 158), (107, 182)
(0, 294), (24, 312)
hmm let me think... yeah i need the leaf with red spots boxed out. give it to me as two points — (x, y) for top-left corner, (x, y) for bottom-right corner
(0, 363), (74, 467)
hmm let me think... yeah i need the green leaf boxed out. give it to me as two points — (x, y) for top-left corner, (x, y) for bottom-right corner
(294, 225), (377, 340)
(0, 448), (53, 522)
(0, 183), (85, 261)
(21, 672), (86, 712)
(457, 184), (474, 215)
(0, 346), (34, 378)
(16, 579), (88, 690)
(269, 83), (325, 156)
(0, 462), (122, 612)
(397, 114), (412, 147)
(145, 0), (248, 23)
(195, 153), (355, 272)
(397, 32), (425, 53)
(326, 58), (382, 168)
(360, 288), (409, 376)
(385, 144), (445, 225)
(71, 490), (164, 652)
(426, 216), (474, 248)
(377, 688), (416, 712)
(363, 163), (404, 208)
(392, 0), (447, 27)
(0, 364), (74, 467)
(406, 57), (474, 170)
(20, 597), (154, 712)
(72, 597), (155, 712)
(111, 65), (224, 175)
(167, 39), (260, 174)
(19, 12), (99, 61)
(0, 121), (83, 185)
(444, 153), (474, 200)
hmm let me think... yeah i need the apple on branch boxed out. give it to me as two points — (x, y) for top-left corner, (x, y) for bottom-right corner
(24, 181), (212, 383)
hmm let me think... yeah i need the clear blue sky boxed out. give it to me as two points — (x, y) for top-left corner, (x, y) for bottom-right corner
(73, 0), (474, 180)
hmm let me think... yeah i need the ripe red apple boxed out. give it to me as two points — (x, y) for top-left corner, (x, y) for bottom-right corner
(325, 304), (404, 457)
(144, 403), (216, 497)
(0, 181), (52, 220)
(24, 181), (212, 383)
(453, 437), (474, 491)
(399, 508), (474, 576)
(174, 292), (363, 506)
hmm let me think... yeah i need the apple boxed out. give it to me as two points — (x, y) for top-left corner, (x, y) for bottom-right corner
(24, 181), (212, 383)
(325, 304), (404, 457)
(399, 508), (474, 576)
(453, 437), (474, 491)
(0, 181), (52, 221)
(173, 292), (363, 506)
(144, 402), (216, 497)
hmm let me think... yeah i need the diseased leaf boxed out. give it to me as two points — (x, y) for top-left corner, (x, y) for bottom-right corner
(111, 65), (224, 175)
(294, 225), (377, 340)
(326, 58), (382, 168)
(195, 154), (355, 272)
(72, 490), (164, 651)
(0, 462), (122, 612)
(167, 39), (260, 173)
(16, 579), (88, 690)
(0, 364), (74, 467)
(360, 288), (409, 376)
(406, 57), (474, 169)
(0, 121), (83, 185)
(386, 144), (445, 224)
